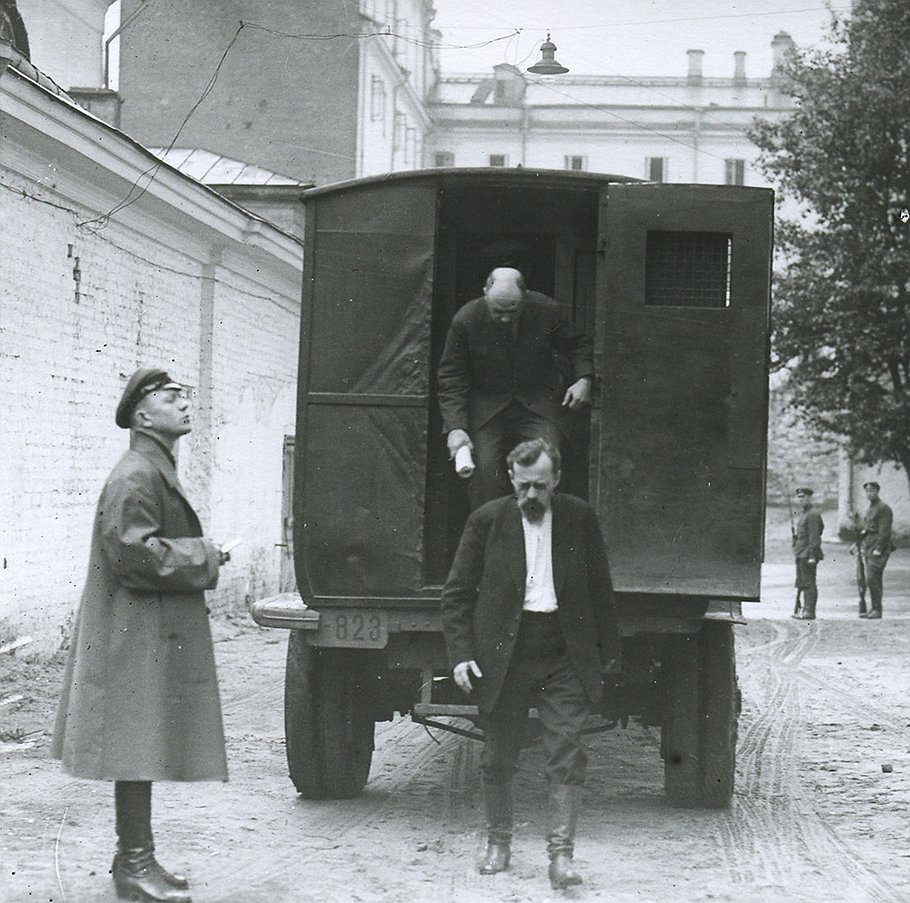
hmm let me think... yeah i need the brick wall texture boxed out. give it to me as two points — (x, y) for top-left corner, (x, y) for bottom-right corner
(0, 166), (300, 654)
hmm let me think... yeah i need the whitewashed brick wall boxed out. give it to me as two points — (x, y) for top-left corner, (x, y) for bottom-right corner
(0, 154), (301, 654)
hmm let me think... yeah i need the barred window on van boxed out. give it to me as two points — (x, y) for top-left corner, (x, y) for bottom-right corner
(645, 231), (732, 308)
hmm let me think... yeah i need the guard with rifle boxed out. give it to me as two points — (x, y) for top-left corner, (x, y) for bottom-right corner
(857, 480), (894, 620)
(791, 487), (824, 621)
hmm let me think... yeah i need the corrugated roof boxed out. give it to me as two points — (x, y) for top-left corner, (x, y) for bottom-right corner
(147, 147), (305, 186)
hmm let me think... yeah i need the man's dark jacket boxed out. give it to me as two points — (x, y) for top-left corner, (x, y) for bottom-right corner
(436, 293), (594, 434)
(862, 499), (894, 555)
(793, 506), (824, 561)
(440, 493), (621, 712)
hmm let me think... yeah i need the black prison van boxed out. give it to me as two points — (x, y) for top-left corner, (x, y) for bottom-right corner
(253, 168), (773, 809)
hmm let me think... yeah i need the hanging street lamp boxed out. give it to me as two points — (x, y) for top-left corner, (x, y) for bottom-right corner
(527, 32), (569, 76)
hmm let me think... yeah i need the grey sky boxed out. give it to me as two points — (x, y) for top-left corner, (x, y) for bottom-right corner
(431, 0), (850, 79)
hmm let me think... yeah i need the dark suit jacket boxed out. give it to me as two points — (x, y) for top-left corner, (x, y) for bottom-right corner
(440, 493), (621, 712)
(437, 293), (594, 434)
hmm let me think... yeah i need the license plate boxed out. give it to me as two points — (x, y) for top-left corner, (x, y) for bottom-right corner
(315, 609), (388, 648)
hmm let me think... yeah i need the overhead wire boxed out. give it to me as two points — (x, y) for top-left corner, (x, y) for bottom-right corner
(78, 19), (522, 232)
(437, 4), (853, 31)
(2, 178), (299, 315)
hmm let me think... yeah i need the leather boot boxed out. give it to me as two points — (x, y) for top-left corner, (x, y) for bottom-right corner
(113, 847), (192, 902)
(546, 784), (583, 890)
(861, 607), (882, 619)
(792, 590), (817, 620)
(479, 780), (512, 874)
(114, 782), (191, 901)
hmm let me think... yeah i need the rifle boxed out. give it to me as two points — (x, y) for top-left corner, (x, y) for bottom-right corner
(850, 511), (867, 614)
(787, 486), (801, 615)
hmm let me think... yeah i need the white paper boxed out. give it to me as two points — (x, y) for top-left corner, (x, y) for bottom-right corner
(454, 445), (475, 478)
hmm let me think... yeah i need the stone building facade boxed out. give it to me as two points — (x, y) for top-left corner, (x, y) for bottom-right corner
(426, 35), (795, 186)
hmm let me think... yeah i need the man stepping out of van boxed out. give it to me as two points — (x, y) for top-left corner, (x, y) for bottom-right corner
(437, 267), (594, 509)
(441, 439), (621, 889)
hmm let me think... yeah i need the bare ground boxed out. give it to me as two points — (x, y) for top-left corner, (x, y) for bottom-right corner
(2, 511), (909, 902)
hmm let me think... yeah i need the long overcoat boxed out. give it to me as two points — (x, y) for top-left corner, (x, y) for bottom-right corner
(52, 431), (228, 782)
(440, 492), (621, 712)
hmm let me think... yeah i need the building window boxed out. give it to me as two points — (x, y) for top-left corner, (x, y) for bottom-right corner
(435, 151), (455, 168)
(565, 155), (586, 172)
(489, 154), (507, 167)
(725, 159), (745, 186)
(646, 157), (668, 182)
(393, 110), (405, 150)
(370, 76), (386, 122)
(645, 231), (732, 308)
(404, 127), (417, 165)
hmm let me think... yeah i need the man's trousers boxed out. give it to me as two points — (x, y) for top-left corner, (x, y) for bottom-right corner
(481, 612), (593, 787)
(862, 550), (889, 609)
(469, 401), (561, 509)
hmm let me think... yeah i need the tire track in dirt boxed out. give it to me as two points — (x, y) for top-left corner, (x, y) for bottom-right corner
(195, 716), (475, 901)
(721, 620), (904, 902)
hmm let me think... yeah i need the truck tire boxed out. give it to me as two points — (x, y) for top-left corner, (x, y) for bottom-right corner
(284, 633), (375, 799)
(661, 623), (738, 808)
(662, 633), (700, 807)
(696, 621), (738, 808)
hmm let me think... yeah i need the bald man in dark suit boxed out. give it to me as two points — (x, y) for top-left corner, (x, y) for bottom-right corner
(437, 267), (593, 508)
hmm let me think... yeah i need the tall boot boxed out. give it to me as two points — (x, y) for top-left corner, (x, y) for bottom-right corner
(546, 784), (583, 890)
(793, 588), (817, 620)
(479, 780), (512, 874)
(113, 782), (191, 902)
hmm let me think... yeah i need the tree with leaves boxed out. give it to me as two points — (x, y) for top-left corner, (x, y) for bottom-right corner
(751, 0), (910, 497)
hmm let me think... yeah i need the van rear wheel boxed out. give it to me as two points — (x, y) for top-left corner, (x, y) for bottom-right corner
(661, 622), (738, 808)
(284, 633), (375, 799)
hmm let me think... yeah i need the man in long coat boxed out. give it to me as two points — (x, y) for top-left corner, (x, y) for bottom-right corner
(53, 367), (231, 903)
(440, 439), (620, 890)
(437, 267), (594, 508)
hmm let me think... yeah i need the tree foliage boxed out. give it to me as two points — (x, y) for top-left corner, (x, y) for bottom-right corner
(751, 0), (910, 482)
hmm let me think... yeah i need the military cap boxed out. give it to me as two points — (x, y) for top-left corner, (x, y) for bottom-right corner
(115, 367), (183, 429)
(794, 487), (813, 496)
(863, 480), (881, 491)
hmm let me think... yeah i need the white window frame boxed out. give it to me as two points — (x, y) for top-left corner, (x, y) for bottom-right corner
(370, 76), (386, 123)
(646, 156), (668, 183)
(725, 158), (745, 186)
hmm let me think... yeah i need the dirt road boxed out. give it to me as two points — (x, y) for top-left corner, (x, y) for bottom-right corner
(2, 521), (909, 902)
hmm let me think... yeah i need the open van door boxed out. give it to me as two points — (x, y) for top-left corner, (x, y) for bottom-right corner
(592, 183), (773, 599)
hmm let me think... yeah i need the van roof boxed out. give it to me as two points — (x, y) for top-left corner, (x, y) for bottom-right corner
(302, 167), (643, 201)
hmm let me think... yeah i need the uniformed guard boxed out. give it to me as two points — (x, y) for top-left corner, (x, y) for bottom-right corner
(53, 367), (233, 903)
(791, 487), (824, 621)
(858, 481), (894, 620)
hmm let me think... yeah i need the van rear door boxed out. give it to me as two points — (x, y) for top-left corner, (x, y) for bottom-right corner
(295, 180), (437, 603)
(592, 184), (773, 600)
